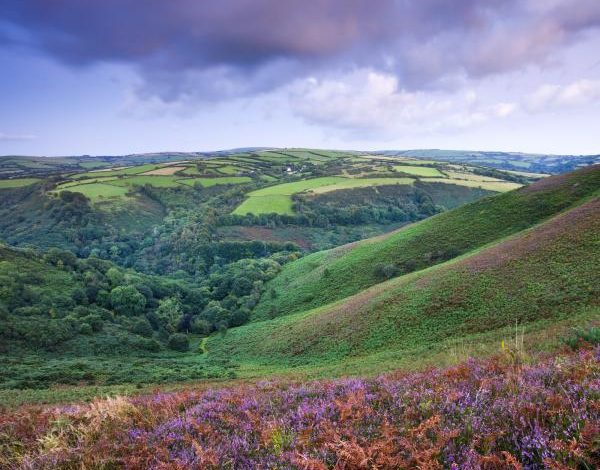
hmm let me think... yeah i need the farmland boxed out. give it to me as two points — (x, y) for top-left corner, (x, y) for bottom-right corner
(0, 177), (40, 188)
(392, 165), (444, 176)
(58, 182), (131, 200)
(233, 177), (420, 215)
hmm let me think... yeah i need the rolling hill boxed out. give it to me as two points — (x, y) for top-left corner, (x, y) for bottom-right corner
(0, 157), (598, 398)
(252, 165), (600, 319)
(205, 165), (599, 377)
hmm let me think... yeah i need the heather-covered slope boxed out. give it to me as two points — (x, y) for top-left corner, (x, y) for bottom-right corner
(2, 347), (598, 468)
(253, 165), (600, 319)
(209, 193), (599, 375)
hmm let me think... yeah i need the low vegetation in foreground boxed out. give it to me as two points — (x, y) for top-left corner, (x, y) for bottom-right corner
(1, 345), (598, 469)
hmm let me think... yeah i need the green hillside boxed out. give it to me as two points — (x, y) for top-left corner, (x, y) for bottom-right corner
(253, 165), (600, 319)
(208, 193), (599, 376)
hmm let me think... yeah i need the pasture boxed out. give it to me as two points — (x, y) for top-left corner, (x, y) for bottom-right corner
(393, 165), (444, 177)
(233, 194), (294, 215)
(233, 176), (415, 215)
(427, 178), (522, 192)
(141, 166), (187, 175)
(0, 178), (40, 188)
(61, 182), (130, 201)
(110, 175), (183, 187)
(177, 176), (252, 187)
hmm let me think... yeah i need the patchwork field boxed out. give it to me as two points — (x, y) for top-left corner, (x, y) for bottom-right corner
(393, 165), (444, 176)
(61, 182), (131, 200)
(141, 166), (187, 175)
(233, 177), (415, 215)
(177, 176), (252, 187)
(0, 178), (40, 188)
(426, 178), (522, 191)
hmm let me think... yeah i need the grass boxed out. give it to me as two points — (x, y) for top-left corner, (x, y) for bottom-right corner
(443, 170), (504, 182)
(209, 195), (600, 373)
(215, 165), (244, 175)
(177, 176), (252, 187)
(233, 177), (414, 215)
(252, 166), (600, 318)
(309, 177), (414, 194)
(74, 164), (161, 179)
(58, 182), (130, 200)
(393, 165), (444, 177)
(56, 177), (118, 189)
(0, 178), (40, 188)
(109, 175), (183, 188)
(141, 166), (187, 175)
(427, 178), (522, 192)
(233, 195), (294, 215)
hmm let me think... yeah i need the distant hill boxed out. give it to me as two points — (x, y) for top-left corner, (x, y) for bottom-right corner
(2, 148), (598, 177)
(380, 149), (600, 174)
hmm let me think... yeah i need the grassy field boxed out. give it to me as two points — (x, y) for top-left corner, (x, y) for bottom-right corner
(177, 176), (252, 187)
(57, 177), (118, 189)
(141, 166), (187, 175)
(393, 165), (444, 177)
(0, 178), (40, 188)
(309, 177), (414, 194)
(74, 164), (161, 179)
(109, 175), (183, 187)
(234, 176), (414, 215)
(233, 194), (295, 215)
(428, 178), (522, 192)
(252, 166), (600, 318)
(62, 182), (130, 200)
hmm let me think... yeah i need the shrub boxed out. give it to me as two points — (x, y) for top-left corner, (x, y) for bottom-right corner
(190, 318), (211, 336)
(374, 262), (399, 279)
(110, 286), (146, 316)
(130, 318), (154, 337)
(168, 333), (189, 352)
(564, 326), (600, 350)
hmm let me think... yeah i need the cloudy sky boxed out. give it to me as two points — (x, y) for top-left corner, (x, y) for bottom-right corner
(1, 0), (599, 156)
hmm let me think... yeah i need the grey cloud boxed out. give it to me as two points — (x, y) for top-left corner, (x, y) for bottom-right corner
(1, 0), (598, 102)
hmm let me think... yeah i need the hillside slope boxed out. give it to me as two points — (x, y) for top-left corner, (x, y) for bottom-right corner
(253, 165), (600, 319)
(209, 189), (599, 376)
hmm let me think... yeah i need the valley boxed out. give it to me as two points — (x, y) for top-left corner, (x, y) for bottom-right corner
(0, 150), (598, 468)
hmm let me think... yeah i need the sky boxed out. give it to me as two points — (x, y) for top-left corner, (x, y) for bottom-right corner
(0, 0), (599, 156)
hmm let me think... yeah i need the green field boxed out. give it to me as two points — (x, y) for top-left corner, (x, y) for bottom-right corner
(57, 177), (118, 189)
(428, 178), (521, 192)
(233, 194), (295, 215)
(0, 178), (40, 188)
(74, 164), (161, 179)
(215, 165), (245, 175)
(60, 182), (130, 200)
(393, 165), (444, 177)
(109, 175), (183, 187)
(234, 176), (415, 215)
(309, 177), (414, 194)
(177, 176), (252, 187)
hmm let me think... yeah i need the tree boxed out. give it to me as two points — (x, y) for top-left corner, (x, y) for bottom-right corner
(106, 267), (125, 287)
(110, 286), (146, 316)
(190, 317), (211, 335)
(156, 297), (183, 333)
(168, 333), (189, 352)
(130, 317), (154, 337)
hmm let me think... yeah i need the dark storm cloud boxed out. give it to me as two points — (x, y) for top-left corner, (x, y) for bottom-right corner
(1, 0), (599, 101)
